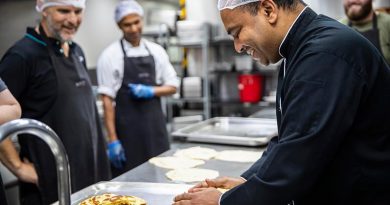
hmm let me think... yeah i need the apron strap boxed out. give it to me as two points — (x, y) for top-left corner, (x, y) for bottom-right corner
(120, 38), (152, 57)
(372, 13), (378, 29)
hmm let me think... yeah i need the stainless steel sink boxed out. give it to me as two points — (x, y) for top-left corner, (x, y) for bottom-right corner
(0, 119), (71, 205)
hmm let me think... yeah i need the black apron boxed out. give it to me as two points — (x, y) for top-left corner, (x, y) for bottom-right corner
(18, 26), (110, 205)
(349, 14), (383, 55)
(112, 39), (169, 177)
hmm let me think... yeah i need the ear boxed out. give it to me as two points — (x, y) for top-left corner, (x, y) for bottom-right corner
(42, 10), (48, 18)
(261, 0), (278, 24)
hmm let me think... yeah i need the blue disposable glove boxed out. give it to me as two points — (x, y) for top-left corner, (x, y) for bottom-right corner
(107, 140), (126, 169)
(128, 83), (154, 99)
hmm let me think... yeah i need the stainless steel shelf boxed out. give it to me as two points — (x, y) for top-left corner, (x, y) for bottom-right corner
(168, 97), (207, 103)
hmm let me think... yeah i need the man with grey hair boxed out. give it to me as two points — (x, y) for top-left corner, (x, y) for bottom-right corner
(97, 0), (179, 177)
(174, 0), (390, 204)
(0, 0), (111, 204)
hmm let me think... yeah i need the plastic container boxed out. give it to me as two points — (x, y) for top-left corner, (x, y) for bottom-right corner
(238, 74), (263, 103)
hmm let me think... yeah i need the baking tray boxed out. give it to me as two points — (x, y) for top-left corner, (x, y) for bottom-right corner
(70, 181), (191, 205)
(172, 117), (277, 146)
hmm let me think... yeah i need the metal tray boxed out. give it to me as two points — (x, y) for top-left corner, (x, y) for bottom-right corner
(172, 117), (277, 146)
(70, 181), (191, 205)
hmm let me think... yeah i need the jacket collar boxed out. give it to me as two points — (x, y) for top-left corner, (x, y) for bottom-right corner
(279, 7), (318, 59)
(26, 27), (75, 50)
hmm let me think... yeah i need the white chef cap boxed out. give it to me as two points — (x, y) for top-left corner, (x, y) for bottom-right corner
(36, 0), (86, 12)
(218, 0), (260, 11)
(115, 0), (144, 23)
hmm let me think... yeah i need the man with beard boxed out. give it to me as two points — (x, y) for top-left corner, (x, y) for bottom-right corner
(173, 0), (390, 204)
(0, 0), (111, 204)
(97, 0), (178, 177)
(341, 0), (390, 64)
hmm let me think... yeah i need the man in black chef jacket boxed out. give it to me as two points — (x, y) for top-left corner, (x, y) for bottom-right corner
(0, 0), (111, 204)
(173, 0), (390, 205)
(0, 77), (22, 205)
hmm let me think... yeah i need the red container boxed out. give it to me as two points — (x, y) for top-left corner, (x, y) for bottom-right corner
(238, 74), (263, 103)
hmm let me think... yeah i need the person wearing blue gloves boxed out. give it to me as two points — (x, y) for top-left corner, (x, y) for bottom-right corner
(97, 0), (179, 177)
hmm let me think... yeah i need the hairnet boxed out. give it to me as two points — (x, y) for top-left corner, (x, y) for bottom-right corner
(218, 0), (260, 11)
(115, 0), (144, 23)
(36, 0), (86, 12)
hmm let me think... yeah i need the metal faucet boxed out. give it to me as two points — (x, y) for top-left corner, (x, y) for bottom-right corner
(0, 119), (71, 205)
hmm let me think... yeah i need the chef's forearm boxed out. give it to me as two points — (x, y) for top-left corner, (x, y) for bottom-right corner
(0, 139), (22, 174)
(101, 95), (118, 142)
(153, 85), (176, 97)
(0, 89), (23, 173)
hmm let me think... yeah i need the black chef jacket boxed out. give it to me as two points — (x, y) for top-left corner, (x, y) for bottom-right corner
(221, 8), (390, 205)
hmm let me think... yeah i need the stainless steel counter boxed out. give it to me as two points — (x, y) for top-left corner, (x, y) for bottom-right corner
(113, 141), (266, 184)
(69, 142), (266, 205)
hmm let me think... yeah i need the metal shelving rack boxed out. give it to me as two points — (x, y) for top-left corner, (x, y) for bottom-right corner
(168, 23), (211, 120)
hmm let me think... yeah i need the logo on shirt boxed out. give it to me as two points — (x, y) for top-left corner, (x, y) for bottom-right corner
(114, 70), (120, 80)
(78, 55), (84, 63)
(138, 72), (150, 79)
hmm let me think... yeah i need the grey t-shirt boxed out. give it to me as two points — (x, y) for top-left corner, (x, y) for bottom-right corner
(0, 77), (8, 205)
(0, 77), (7, 92)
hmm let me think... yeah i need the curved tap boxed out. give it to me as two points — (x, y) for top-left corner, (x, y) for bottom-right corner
(0, 119), (71, 205)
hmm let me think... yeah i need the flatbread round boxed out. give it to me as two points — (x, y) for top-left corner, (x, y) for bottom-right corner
(215, 150), (263, 162)
(148, 156), (204, 169)
(173, 146), (218, 160)
(166, 168), (219, 183)
(79, 193), (146, 205)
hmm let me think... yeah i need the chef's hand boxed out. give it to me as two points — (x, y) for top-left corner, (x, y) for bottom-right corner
(128, 84), (154, 99)
(14, 158), (38, 185)
(173, 188), (221, 205)
(188, 176), (245, 193)
(107, 140), (126, 169)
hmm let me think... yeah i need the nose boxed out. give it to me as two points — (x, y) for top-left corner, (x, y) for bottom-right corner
(129, 24), (138, 33)
(67, 12), (79, 25)
(234, 38), (245, 53)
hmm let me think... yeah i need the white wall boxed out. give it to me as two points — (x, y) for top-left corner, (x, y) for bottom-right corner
(0, 1), (39, 58)
(74, 0), (122, 69)
(304, 0), (345, 20)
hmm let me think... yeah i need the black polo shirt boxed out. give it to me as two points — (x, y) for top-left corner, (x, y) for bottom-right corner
(0, 28), (84, 120)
